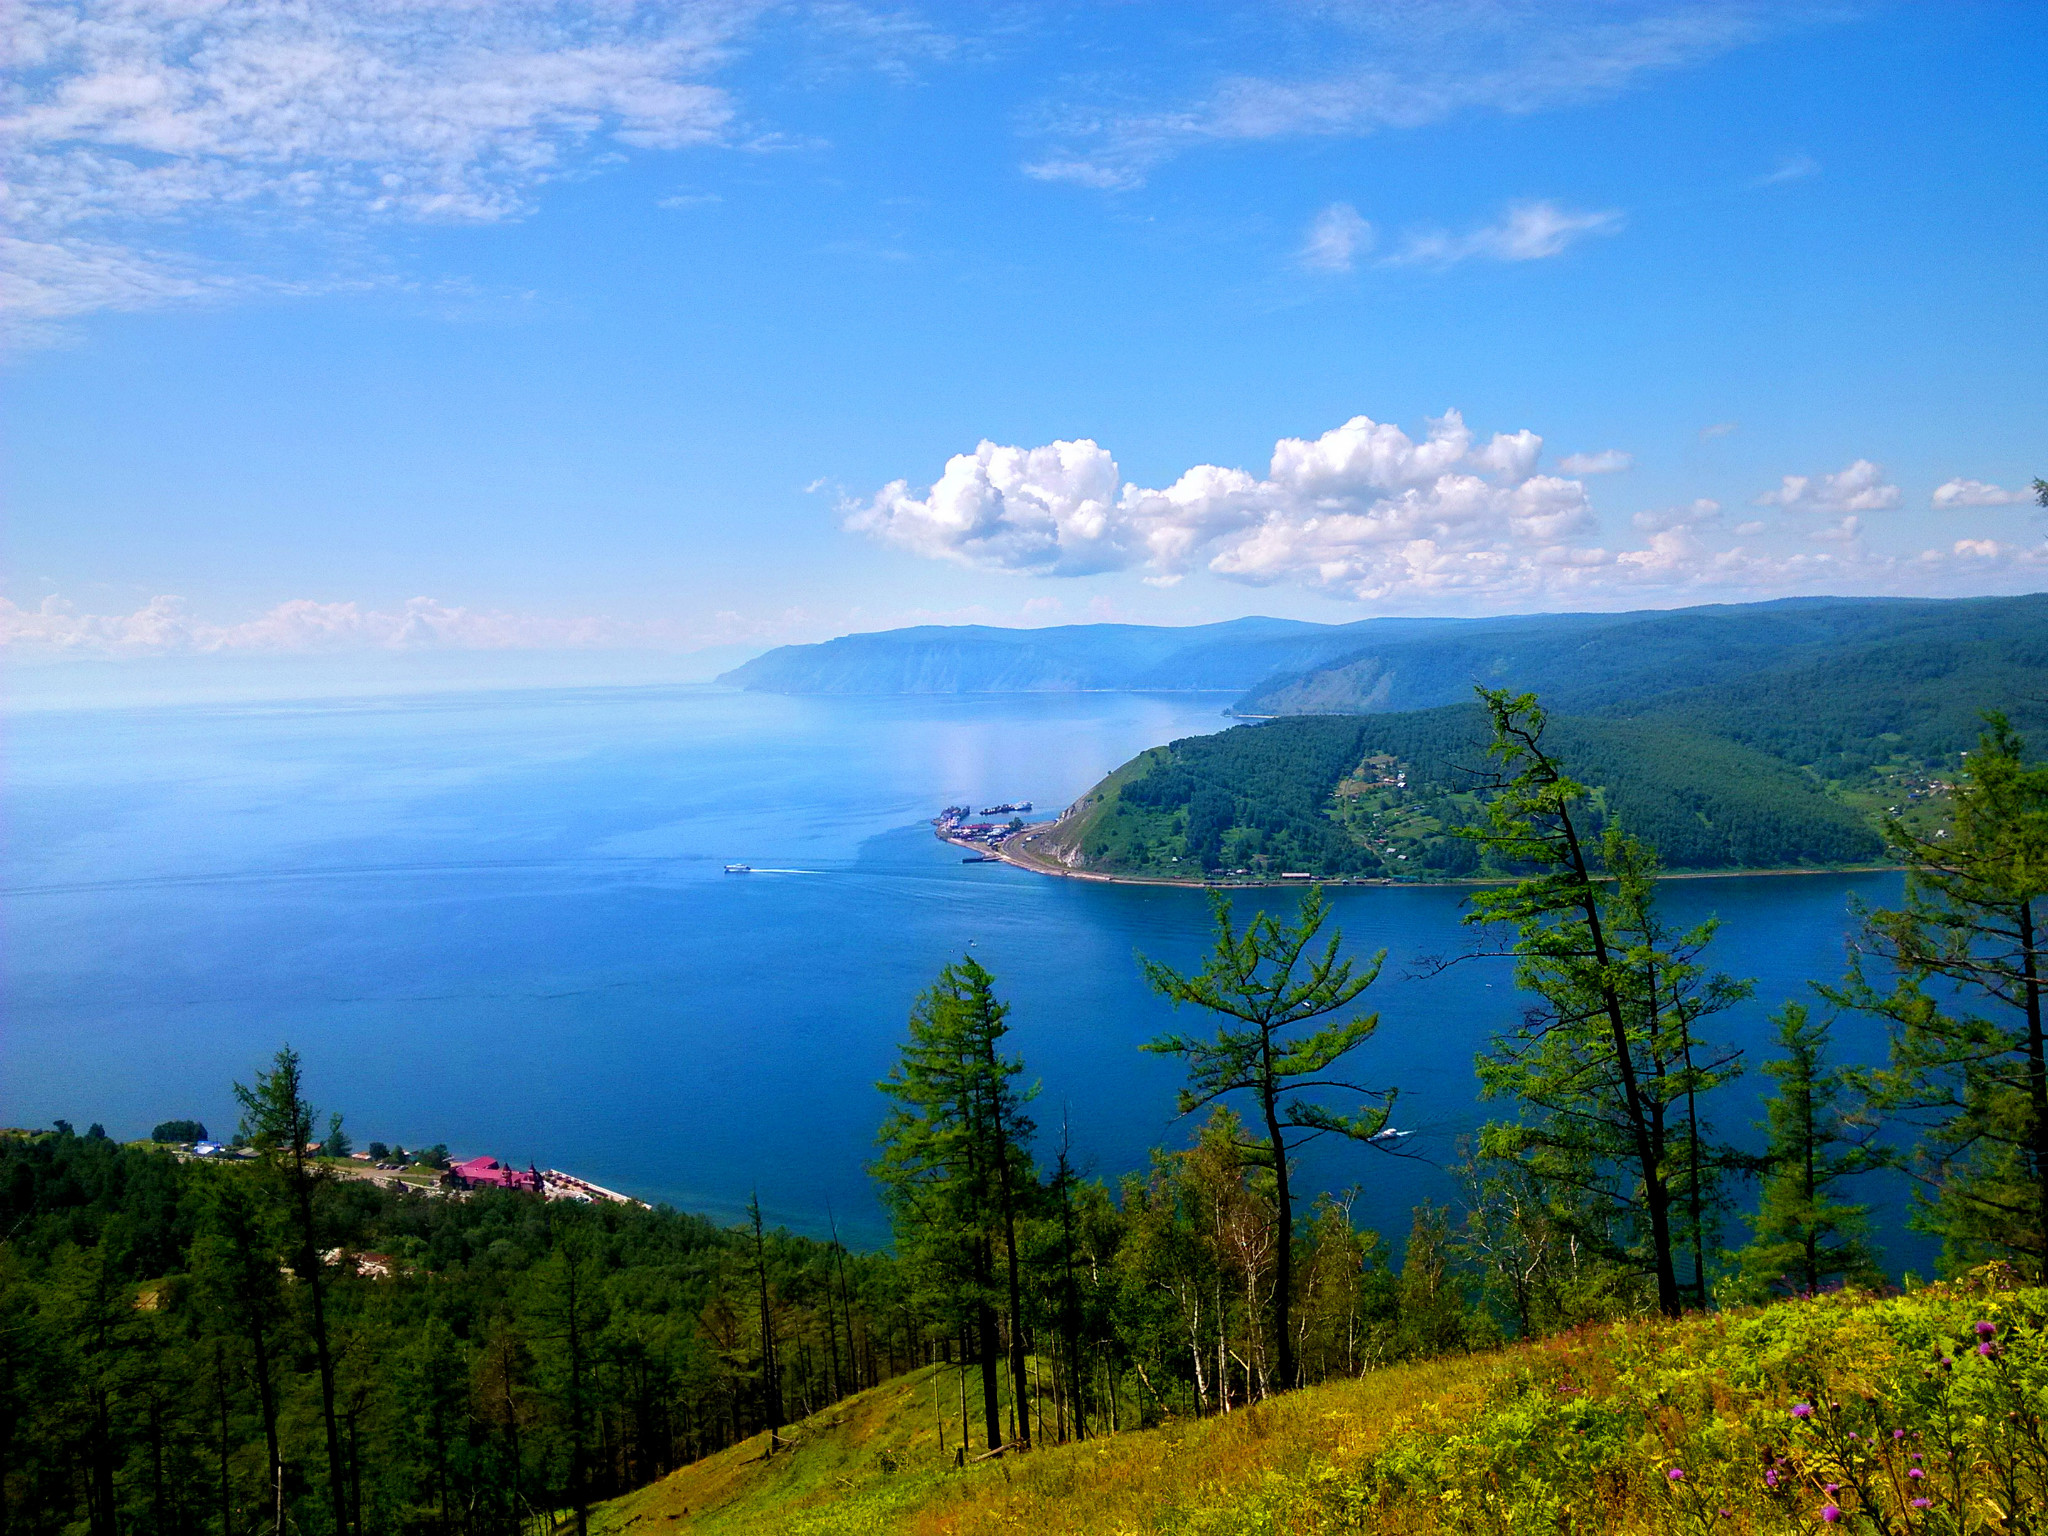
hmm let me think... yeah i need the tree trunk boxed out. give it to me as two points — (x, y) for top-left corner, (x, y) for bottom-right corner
(1561, 803), (1682, 1317)
(2021, 897), (2047, 1271)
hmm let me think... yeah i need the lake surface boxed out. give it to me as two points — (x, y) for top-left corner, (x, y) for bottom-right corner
(3, 684), (1917, 1264)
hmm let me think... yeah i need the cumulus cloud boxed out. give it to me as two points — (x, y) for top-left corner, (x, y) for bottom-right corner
(1932, 477), (2034, 508)
(850, 413), (2047, 607)
(0, 593), (724, 656)
(1023, 3), (1790, 190)
(847, 410), (1599, 600)
(1300, 202), (1372, 272)
(1753, 458), (1901, 512)
(1561, 449), (1634, 475)
(1386, 200), (1622, 266)
(1632, 499), (1719, 533)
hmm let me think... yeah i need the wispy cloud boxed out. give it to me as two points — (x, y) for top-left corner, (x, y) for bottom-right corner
(0, 592), (757, 656)
(1385, 200), (1622, 266)
(1755, 152), (1820, 185)
(1560, 449), (1634, 475)
(1299, 202), (1373, 272)
(1699, 420), (1740, 440)
(0, 0), (942, 336)
(1023, 3), (1794, 190)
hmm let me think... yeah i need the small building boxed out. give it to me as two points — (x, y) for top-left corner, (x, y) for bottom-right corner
(445, 1155), (542, 1194)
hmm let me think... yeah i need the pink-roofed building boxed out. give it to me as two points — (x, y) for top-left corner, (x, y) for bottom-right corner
(447, 1156), (541, 1194)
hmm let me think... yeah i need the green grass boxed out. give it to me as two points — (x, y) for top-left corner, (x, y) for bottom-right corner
(600, 1273), (2046, 1535)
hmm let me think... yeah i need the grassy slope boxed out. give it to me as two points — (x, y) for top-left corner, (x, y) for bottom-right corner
(596, 1354), (1511, 1536)
(602, 1278), (2045, 1536)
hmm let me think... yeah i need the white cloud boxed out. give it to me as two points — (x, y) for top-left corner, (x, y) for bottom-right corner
(0, 593), (734, 656)
(1932, 477), (2034, 508)
(1633, 498), (1719, 533)
(1, 0), (789, 329)
(1753, 458), (1901, 512)
(1756, 153), (1819, 185)
(1023, 4), (1788, 190)
(1300, 202), (1373, 272)
(851, 413), (2047, 607)
(1561, 449), (1634, 475)
(1699, 420), (1739, 439)
(1386, 201), (1622, 266)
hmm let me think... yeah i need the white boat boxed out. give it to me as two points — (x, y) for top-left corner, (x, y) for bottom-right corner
(723, 863), (752, 874)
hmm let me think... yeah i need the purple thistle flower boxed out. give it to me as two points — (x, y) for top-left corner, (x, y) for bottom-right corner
(1765, 1469), (1779, 1488)
(1822, 1506), (1842, 1523)
(1912, 1498), (1931, 1509)
(1791, 1403), (1814, 1418)
(1825, 1484), (1840, 1495)
(1974, 1320), (1997, 1338)
(1978, 1341), (1996, 1357)
(1892, 1429), (1905, 1439)
(1668, 1468), (1686, 1481)
(1909, 1468), (1925, 1479)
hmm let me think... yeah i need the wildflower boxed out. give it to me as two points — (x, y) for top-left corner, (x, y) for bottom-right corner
(1848, 1432), (1859, 1440)
(1908, 1468), (1925, 1480)
(1978, 1342), (1997, 1357)
(1824, 1484), (1840, 1495)
(1668, 1469), (1686, 1481)
(1822, 1506), (1842, 1523)
(1892, 1429), (1905, 1439)
(1791, 1403), (1814, 1418)
(1974, 1320), (1997, 1338)
(1765, 1469), (1779, 1488)
(1912, 1499), (1931, 1510)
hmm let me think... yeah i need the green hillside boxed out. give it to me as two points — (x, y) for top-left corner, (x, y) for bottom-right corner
(1231, 592), (2048, 719)
(1032, 705), (1916, 881)
(1030, 606), (2048, 882)
(601, 1278), (2046, 1536)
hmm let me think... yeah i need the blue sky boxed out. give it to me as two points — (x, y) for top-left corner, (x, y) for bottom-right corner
(6, 0), (2046, 668)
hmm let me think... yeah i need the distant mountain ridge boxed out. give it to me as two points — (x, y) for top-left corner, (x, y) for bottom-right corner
(717, 595), (2045, 704)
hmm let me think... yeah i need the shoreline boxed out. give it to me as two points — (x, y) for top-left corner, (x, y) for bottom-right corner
(986, 829), (1895, 890)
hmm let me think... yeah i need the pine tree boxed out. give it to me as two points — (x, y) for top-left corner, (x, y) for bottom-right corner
(1733, 1003), (1884, 1297)
(1140, 884), (1395, 1392)
(1828, 714), (2048, 1274)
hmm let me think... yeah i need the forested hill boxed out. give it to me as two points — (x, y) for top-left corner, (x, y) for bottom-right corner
(1230, 592), (2048, 717)
(1032, 708), (1889, 878)
(716, 595), (2043, 700)
(1023, 592), (2047, 880)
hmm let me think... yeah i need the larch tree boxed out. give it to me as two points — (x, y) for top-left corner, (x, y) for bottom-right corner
(1828, 713), (2048, 1275)
(873, 956), (1036, 1453)
(1733, 1003), (1885, 1297)
(1141, 884), (1396, 1392)
(1463, 689), (1747, 1320)
(234, 1045), (352, 1536)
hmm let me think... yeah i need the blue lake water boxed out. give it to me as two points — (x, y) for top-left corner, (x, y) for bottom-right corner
(2, 685), (1918, 1265)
